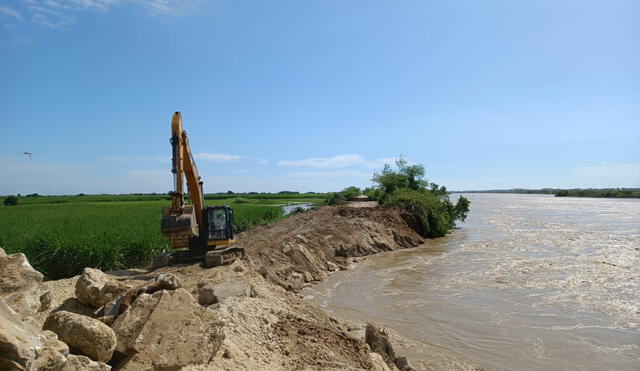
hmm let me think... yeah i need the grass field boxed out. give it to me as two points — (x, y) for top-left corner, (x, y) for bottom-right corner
(0, 193), (327, 279)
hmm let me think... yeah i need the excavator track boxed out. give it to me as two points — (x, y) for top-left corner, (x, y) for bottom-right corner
(151, 246), (245, 269)
(205, 246), (245, 267)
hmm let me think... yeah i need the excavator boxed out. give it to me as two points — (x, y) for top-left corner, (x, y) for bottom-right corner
(154, 112), (245, 268)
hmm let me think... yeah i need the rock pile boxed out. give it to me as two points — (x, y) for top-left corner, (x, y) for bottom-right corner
(0, 251), (223, 370)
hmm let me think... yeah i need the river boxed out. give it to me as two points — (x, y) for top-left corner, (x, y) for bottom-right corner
(303, 194), (640, 370)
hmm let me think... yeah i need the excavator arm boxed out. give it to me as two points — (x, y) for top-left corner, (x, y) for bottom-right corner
(161, 112), (204, 248)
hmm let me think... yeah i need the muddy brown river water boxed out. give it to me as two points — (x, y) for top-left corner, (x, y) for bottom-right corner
(304, 194), (640, 370)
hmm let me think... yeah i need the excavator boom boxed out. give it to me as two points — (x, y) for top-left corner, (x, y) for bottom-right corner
(161, 112), (201, 248)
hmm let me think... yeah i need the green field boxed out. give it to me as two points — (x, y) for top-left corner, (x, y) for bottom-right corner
(0, 193), (326, 279)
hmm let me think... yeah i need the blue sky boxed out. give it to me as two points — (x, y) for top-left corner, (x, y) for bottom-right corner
(1, 0), (638, 194)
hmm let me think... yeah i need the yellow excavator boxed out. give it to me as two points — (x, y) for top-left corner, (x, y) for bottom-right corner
(154, 112), (245, 268)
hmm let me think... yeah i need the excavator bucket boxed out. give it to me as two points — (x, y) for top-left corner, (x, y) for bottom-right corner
(161, 205), (198, 249)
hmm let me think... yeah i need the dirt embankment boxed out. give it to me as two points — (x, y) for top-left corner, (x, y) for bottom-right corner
(1, 206), (479, 370)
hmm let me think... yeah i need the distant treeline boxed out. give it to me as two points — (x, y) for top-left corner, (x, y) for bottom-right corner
(2, 191), (329, 205)
(555, 189), (640, 198)
(456, 188), (640, 198)
(456, 188), (559, 194)
(204, 191), (327, 200)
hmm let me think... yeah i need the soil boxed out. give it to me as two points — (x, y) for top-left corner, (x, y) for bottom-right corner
(17, 205), (480, 370)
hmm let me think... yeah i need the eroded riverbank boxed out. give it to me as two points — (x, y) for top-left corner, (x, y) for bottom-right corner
(303, 194), (640, 371)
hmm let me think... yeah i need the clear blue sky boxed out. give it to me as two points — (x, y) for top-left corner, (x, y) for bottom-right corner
(1, 0), (638, 194)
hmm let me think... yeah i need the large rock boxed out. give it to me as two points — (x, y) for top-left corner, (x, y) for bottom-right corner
(0, 252), (51, 320)
(0, 252), (43, 294)
(0, 299), (68, 370)
(395, 356), (416, 371)
(196, 279), (251, 305)
(43, 311), (117, 363)
(75, 268), (130, 308)
(365, 323), (396, 369)
(111, 288), (223, 370)
(62, 355), (111, 371)
(97, 273), (181, 317)
(369, 352), (393, 371)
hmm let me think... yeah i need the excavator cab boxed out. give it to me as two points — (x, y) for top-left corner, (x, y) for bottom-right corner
(204, 206), (235, 246)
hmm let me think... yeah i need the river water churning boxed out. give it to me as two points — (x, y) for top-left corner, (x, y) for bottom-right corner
(304, 194), (640, 370)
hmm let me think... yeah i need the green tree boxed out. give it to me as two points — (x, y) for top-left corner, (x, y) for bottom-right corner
(4, 195), (19, 206)
(326, 192), (347, 205)
(371, 159), (470, 237)
(341, 186), (361, 199)
(453, 196), (471, 222)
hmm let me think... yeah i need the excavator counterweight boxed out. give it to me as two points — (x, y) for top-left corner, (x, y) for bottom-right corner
(154, 112), (244, 268)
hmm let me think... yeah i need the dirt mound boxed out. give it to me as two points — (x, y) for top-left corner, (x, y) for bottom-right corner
(273, 314), (372, 369)
(239, 206), (424, 290)
(1, 205), (478, 370)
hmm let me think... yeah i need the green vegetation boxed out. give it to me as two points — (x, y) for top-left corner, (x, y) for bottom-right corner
(325, 186), (362, 205)
(371, 158), (470, 237)
(459, 188), (640, 198)
(457, 188), (558, 194)
(555, 188), (640, 198)
(4, 195), (18, 206)
(0, 192), (326, 279)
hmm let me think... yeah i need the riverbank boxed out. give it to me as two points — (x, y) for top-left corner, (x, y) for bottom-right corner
(1, 205), (481, 370)
(303, 194), (640, 371)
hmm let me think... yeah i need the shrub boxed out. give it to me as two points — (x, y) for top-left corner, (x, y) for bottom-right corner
(341, 186), (361, 200)
(4, 196), (18, 206)
(326, 192), (347, 205)
(288, 206), (309, 216)
(371, 158), (470, 237)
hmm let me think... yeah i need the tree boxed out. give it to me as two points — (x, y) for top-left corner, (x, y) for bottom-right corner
(341, 186), (361, 200)
(453, 196), (471, 222)
(4, 195), (19, 206)
(371, 158), (470, 237)
(326, 192), (346, 205)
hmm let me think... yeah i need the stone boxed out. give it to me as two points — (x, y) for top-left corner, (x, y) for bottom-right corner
(110, 293), (161, 354)
(96, 273), (180, 317)
(111, 288), (223, 370)
(285, 272), (305, 291)
(75, 268), (130, 308)
(395, 356), (415, 371)
(75, 268), (107, 307)
(62, 355), (111, 371)
(97, 280), (131, 307)
(369, 352), (392, 371)
(151, 273), (181, 291)
(96, 315), (118, 326)
(0, 252), (51, 321)
(38, 291), (52, 312)
(221, 341), (241, 359)
(230, 259), (245, 273)
(196, 279), (251, 305)
(303, 271), (314, 283)
(365, 323), (396, 369)
(43, 310), (117, 363)
(0, 299), (68, 370)
(0, 252), (43, 295)
(196, 281), (217, 306)
(326, 261), (339, 272)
